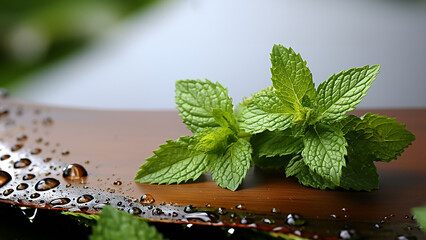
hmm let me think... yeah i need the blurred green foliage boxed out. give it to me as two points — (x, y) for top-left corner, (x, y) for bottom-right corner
(0, 0), (160, 90)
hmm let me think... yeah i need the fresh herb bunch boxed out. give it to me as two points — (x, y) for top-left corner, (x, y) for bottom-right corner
(135, 44), (415, 191)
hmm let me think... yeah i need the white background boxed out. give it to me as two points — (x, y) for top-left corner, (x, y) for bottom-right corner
(15, 0), (426, 110)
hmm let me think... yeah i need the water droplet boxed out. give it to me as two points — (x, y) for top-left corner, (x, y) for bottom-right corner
(79, 207), (89, 212)
(380, 219), (385, 224)
(11, 144), (23, 152)
(236, 204), (246, 210)
(140, 194), (155, 204)
(43, 157), (52, 163)
(77, 194), (94, 204)
(61, 150), (70, 156)
(30, 148), (42, 155)
(49, 198), (71, 206)
(338, 229), (357, 239)
(184, 205), (197, 213)
(17, 134), (28, 141)
(217, 207), (228, 215)
(14, 158), (31, 168)
(42, 117), (53, 126)
(20, 207), (38, 223)
(240, 216), (254, 224)
(404, 226), (413, 231)
(285, 213), (306, 226)
(396, 235), (417, 240)
(374, 223), (382, 229)
(36, 138), (43, 143)
(341, 207), (348, 212)
(262, 218), (273, 224)
(62, 164), (88, 180)
(94, 204), (107, 210)
(404, 215), (410, 219)
(35, 178), (60, 191)
(129, 207), (142, 215)
(330, 214), (338, 219)
(172, 212), (178, 217)
(113, 180), (122, 186)
(0, 154), (11, 160)
(16, 183), (29, 190)
(109, 189), (115, 193)
(271, 208), (280, 213)
(152, 208), (163, 215)
(183, 211), (219, 223)
(205, 203), (211, 207)
(23, 174), (36, 180)
(3, 188), (13, 196)
(0, 170), (12, 187)
(30, 193), (40, 199)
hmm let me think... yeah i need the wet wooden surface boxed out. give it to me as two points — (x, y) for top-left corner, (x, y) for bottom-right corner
(1, 100), (425, 234)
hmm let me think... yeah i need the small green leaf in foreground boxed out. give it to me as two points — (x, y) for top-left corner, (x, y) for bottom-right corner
(90, 206), (165, 240)
(412, 205), (426, 233)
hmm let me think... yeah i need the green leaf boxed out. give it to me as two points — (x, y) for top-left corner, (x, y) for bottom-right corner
(238, 88), (293, 134)
(211, 108), (238, 133)
(251, 129), (303, 157)
(286, 157), (336, 190)
(316, 65), (380, 122)
(338, 147), (379, 191)
(335, 114), (362, 135)
(135, 136), (214, 184)
(194, 127), (237, 153)
(270, 44), (316, 113)
(90, 206), (164, 240)
(284, 155), (303, 177)
(302, 124), (348, 185)
(347, 113), (416, 162)
(175, 79), (233, 133)
(254, 154), (295, 170)
(411, 205), (426, 232)
(211, 138), (252, 191)
(286, 152), (378, 191)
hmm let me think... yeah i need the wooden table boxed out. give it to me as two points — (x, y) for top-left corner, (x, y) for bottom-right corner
(0, 99), (425, 239)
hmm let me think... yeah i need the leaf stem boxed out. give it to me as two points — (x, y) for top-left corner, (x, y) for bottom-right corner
(238, 132), (252, 138)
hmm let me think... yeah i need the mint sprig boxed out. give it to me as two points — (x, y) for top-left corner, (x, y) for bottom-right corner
(135, 44), (415, 191)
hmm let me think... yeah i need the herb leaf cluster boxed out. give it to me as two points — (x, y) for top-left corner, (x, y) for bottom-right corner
(135, 45), (415, 191)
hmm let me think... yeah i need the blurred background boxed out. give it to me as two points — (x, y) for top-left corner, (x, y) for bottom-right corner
(1, 0), (426, 110)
